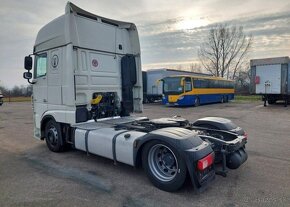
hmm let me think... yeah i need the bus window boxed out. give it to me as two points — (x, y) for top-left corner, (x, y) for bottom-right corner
(193, 79), (201, 88)
(207, 79), (212, 88)
(201, 79), (209, 88)
(184, 77), (192, 92)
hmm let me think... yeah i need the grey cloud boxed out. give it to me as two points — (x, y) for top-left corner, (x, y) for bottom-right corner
(139, 9), (290, 68)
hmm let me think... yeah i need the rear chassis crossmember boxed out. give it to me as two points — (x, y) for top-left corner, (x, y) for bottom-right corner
(191, 127), (247, 176)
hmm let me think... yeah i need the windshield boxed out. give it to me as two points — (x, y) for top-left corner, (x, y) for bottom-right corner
(163, 77), (183, 94)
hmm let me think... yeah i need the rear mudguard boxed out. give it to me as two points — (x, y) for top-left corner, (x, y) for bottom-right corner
(133, 127), (215, 191)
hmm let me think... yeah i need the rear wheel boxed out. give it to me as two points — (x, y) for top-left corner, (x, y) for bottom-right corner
(149, 97), (155, 103)
(224, 95), (229, 103)
(194, 97), (200, 107)
(45, 120), (65, 152)
(268, 99), (276, 104)
(142, 140), (187, 192)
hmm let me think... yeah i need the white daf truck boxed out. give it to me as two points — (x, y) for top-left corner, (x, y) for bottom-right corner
(23, 2), (248, 192)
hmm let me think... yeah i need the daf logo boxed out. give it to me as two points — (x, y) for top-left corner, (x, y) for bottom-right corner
(51, 55), (59, 68)
(92, 59), (98, 67)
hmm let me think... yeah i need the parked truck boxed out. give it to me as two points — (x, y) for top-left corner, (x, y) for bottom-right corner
(143, 69), (211, 103)
(250, 56), (290, 107)
(23, 2), (247, 192)
(0, 91), (3, 106)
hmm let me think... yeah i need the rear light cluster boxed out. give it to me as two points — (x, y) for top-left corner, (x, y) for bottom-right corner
(197, 152), (214, 171)
(244, 132), (248, 140)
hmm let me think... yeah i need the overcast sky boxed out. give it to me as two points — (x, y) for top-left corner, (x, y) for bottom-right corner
(0, 0), (289, 88)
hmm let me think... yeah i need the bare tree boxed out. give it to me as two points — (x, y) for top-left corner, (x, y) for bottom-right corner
(176, 64), (183, 71)
(198, 24), (252, 79)
(0, 85), (32, 97)
(235, 70), (250, 94)
(189, 63), (202, 73)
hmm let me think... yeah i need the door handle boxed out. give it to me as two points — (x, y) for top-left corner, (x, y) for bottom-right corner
(43, 99), (47, 103)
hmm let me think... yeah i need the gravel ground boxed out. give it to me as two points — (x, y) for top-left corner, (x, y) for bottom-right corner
(0, 101), (289, 207)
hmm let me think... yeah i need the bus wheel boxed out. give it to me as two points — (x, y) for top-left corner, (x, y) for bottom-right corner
(194, 97), (200, 107)
(225, 96), (229, 103)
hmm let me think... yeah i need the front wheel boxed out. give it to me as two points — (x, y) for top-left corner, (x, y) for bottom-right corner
(45, 120), (65, 152)
(142, 140), (187, 192)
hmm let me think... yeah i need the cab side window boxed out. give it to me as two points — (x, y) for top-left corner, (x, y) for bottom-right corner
(34, 53), (47, 78)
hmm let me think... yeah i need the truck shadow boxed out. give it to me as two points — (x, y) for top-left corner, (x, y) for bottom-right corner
(23, 144), (196, 194)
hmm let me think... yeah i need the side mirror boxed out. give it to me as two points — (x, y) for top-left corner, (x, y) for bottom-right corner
(24, 56), (33, 70)
(23, 71), (32, 80)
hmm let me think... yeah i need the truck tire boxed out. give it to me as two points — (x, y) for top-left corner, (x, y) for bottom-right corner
(268, 100), (276, 104)
(45, 120), (65, 152)
(149, 97), (155, 103)
(142, 140), (187, 192)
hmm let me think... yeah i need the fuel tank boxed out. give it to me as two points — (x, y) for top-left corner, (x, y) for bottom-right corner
(226, 148), (248, 169)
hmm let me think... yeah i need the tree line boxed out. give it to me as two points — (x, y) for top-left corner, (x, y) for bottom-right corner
(0, 85), (32, 97)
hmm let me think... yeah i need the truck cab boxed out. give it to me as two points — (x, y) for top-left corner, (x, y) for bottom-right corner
(24, 2), (143, 139)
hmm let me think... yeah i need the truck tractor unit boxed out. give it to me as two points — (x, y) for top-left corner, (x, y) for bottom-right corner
(23, 2), (248, 192)
(250, 56), (290, 107)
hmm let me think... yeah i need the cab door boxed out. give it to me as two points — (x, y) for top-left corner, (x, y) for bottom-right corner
(32, 53), (48, 137)
(47, 48), (62, 106)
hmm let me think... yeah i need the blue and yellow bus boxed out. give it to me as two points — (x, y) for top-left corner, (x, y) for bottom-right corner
(161, 75), (235, 106)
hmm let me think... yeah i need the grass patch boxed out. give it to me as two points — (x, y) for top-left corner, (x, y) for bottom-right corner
(2, 96), (31, 102)
(234, 95), (261, 102)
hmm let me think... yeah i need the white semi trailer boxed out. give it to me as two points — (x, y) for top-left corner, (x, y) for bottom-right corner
(250, 57), (290, 107)
(23, 2), (247, 192)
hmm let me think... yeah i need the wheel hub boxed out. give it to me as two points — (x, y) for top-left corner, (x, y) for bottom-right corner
(163, 153), (175, 167)
(47, 126), (58, 146)
(148, 144), (178, 182)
